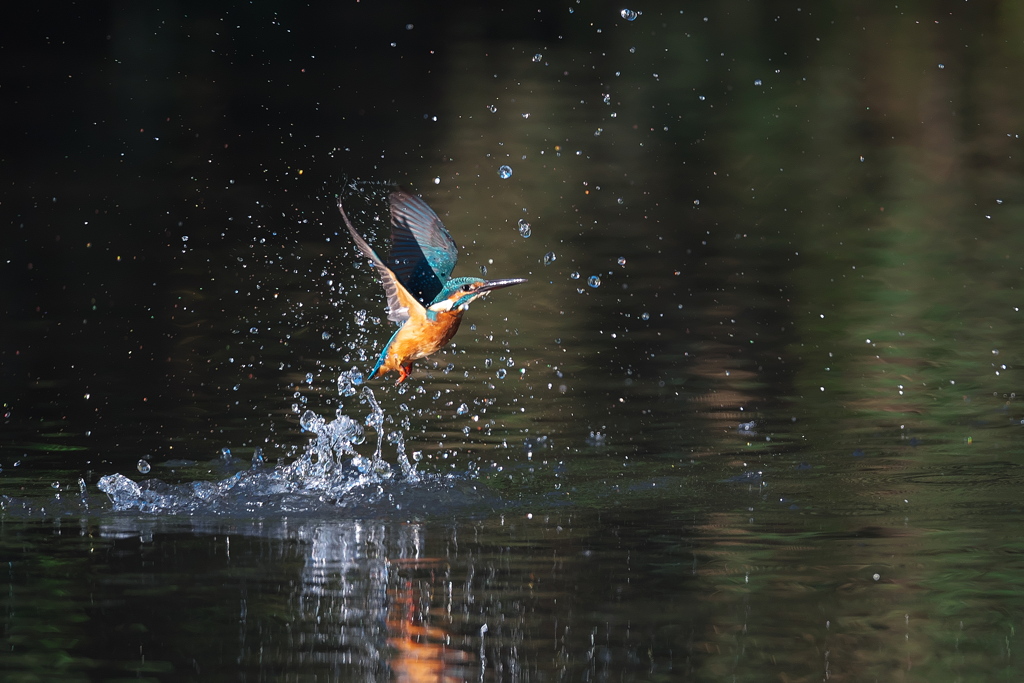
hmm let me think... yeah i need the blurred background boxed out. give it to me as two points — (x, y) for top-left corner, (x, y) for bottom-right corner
(5, 1), (1024, 680)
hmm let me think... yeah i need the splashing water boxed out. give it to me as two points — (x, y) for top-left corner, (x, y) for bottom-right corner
(337, 368), (363, 397)
(96, 373), (418, 514)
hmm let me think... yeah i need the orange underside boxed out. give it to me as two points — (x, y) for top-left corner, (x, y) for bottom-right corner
(374, 312), (463, 383)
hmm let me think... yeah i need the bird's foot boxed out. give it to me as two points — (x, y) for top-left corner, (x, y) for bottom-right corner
(395, 365), (412, 384)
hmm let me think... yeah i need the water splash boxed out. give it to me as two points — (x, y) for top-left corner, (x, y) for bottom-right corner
(96, 372), (421, 514)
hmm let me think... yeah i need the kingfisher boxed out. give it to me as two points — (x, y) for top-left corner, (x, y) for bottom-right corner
(338, 188), (527, 384)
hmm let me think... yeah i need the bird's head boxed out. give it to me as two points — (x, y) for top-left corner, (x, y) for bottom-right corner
(427, 277), (527, 313)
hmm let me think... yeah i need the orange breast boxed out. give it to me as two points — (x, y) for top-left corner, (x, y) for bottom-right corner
(376, 311), (463, 374)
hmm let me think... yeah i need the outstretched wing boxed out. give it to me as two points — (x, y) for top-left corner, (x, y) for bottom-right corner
(338, 197), (425, 325)
(388, 189), (459, 306)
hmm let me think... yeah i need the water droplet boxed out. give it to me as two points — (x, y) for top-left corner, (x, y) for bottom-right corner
(617, 256), (626, 267)
(532, 53), (543, 62)
(487, 104), (497, 113)
(698, 95), (706, 101)
(299, 410), (320, 432)
(621, 8), (638, 20)
(754, 79), (762, 86)
(433, 176), (441, 184)
(640, 312), (650, 321)
(518, 219), (532, 237)
(137, 460), (151, 474)
(480, 265), (488, 276)
(602, 93), (611, 104)
(498, 165), (513, 179)
(616, 197), (624, 205)
(570, 271), (580, 280)
(543, 251), (556, 266)
(249, 327), (258, 334)
(588, 275), (601, 288)
(321, 331), (331, 340)
(457, 403), (469, 416)
(496, 369), (507, 379)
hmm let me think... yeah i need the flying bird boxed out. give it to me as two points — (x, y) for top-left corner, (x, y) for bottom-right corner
(338, 188), (526, 384)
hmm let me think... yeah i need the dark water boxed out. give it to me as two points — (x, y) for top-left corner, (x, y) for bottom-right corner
(5, 2), (1024, 680)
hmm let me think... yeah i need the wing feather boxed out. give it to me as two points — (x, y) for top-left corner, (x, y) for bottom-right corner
(388, 190), (459, 305)
(338, 197), (426, 324)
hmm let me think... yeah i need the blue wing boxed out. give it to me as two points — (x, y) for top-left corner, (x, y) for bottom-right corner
(388, 190), (459, 306)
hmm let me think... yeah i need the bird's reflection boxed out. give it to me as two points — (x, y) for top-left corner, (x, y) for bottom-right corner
(388, 575), (473, 683)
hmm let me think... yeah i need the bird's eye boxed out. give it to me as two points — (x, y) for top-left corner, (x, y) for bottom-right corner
(461, 284), (473, 292)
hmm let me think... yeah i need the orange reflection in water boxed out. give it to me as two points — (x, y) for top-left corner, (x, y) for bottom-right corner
(386, 576), (473, 683)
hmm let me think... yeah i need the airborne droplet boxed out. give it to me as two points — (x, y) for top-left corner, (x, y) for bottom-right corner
(498, 165), (513, 179)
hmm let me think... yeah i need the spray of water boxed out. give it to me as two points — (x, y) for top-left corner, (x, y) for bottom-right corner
(97, 370), (419, 513)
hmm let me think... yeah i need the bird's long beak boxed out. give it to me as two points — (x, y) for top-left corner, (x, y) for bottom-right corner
(476, 277), (528, 293)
